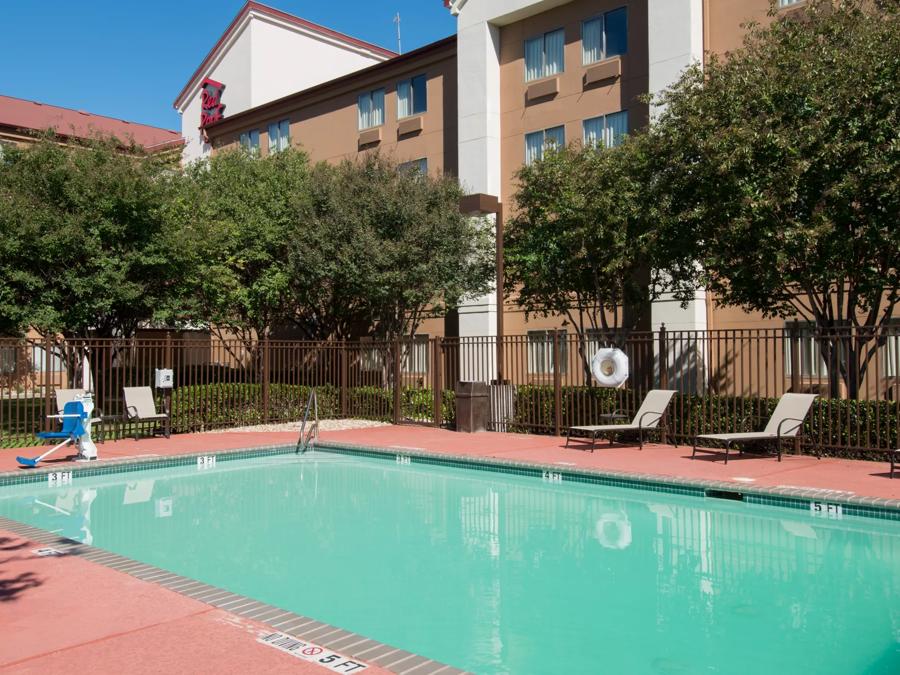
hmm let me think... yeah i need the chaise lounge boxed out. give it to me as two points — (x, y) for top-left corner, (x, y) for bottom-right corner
(692, 393), (818, 464)
(566, 389), (677, 452)
(123, 386), (171, 439)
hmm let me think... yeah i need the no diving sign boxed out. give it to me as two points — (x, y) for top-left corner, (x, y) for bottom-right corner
(258, 632), (368, 672)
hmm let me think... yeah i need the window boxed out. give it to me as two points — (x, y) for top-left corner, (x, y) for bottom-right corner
(883, 324), (900, 378)
(397, 74), (427, 118)
(268, 119), (290, 153)
(785, 323), (828, 378)
(402, 335), (429, 374)
(583, 111), (629, 148)
(778, 0), (802, 6)
(525, 126), (565, 165)
(239, 129), (260, 154)
(525, 28), (565, 82)
(0, 345), (16, 375)
(399, 158), (428, 175)
(528, 330), (568, 375)
(358, 88), (385, 130)
(582, 7), (627, 64)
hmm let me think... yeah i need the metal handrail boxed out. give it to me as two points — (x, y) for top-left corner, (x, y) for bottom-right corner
(295, 388), (319, 454)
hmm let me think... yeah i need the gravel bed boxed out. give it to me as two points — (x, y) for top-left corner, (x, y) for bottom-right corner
(206, 419), (391, 433)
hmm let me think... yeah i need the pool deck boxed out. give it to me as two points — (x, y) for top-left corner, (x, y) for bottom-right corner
(1, 426), (898, 673)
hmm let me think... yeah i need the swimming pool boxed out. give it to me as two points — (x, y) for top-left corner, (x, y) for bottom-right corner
(1, 449), (898, 674)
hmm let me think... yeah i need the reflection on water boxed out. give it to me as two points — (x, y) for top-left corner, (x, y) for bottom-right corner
(1, 453), (898, 675)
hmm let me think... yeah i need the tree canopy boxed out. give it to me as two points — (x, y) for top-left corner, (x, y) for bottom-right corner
(0, 136), (186, 338)
(650, 0), (900, 394)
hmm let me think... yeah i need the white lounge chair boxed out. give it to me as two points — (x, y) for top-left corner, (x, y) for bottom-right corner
(692, 393), (818, 463)
(54, 388), (86, 415)
(123, 386), (170, 439)
(566, 389), (677, 451)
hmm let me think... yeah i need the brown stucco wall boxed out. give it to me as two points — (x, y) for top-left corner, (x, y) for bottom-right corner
(206, 38), (457, 176)
(498, 0), (649, 207)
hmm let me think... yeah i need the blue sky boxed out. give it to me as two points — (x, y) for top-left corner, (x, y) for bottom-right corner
(0, 1), (456, 131)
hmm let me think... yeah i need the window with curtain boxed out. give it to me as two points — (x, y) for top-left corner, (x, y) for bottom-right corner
(582, 7), (628, 65)
(784, 322), (829, 378)
(524, 28), (565, 82)
(239, 129), (260, 154)
(528, 330), (568, 375)
(267, 119), (290, 153)
(402, 335), (429, 373)
(583, 110), (629, 148)
(882, 323), (900, 378)
(358, 88), (385, 130)
(397, 74), (427, 118)
(399, 158), (428, 175)
(525, 126), (565, 165)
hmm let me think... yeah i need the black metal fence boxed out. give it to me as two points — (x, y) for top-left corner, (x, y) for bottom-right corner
(2, 326), (898, 455)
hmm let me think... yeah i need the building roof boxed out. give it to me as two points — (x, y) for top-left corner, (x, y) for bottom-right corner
(202, 35), (456, 136)
(173, 1), (398, 110)
(0, 94), (182, 150)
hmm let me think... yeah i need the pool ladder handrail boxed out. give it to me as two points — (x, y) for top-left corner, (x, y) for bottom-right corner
(296, 388), (319, 454)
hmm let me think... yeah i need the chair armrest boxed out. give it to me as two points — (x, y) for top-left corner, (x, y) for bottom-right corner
(638, 410), (663, 429)
(776, 417), (806, 438)
(124, 405), (139, 420)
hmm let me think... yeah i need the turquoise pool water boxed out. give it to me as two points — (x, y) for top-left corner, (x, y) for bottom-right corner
(1, 451), (898, 674)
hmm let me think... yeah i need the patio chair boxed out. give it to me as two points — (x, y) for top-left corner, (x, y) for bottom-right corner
(692, 393), (818, 464)
(54, 388), (86, 414)
(123, 386), (170, 439)
(566, 389), (677, 452)
(890, 449), (898, 479)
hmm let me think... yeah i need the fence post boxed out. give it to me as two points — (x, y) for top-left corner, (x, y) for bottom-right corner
(261, 337), (270, 423)
(553, 331), (562, 437)
(658, 324), (669, 444)
(393, 339), (402, 425)
(790, 320), (801, 455)
(42, 335), (55, 433)
(340, 343), (349, 418)
(432, 338), (442, 428)
(164, 331), (173, 438)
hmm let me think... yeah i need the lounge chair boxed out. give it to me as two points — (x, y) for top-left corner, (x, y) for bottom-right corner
(566, 389), (677, 452)
(692, 393), (818, 464)
(54, 388), (86, 414)
(123, 386), (170, 439)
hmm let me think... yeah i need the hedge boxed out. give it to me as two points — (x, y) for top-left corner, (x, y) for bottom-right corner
(170, 383), (455, 433)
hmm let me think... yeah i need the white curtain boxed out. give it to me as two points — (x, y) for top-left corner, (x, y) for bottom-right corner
(278, 119), (290, 151)
(582, 17), (602, 64)
(544, 29), (564, 78)
(358, 93), (372, 129)
(583, 116), (603, 146)
(605, 110), (628, 147)
(525, 131), (544, 164)
(371, 89), (385, 127)
(525, 37), (543, 81)
(397, 79), (411, 118)
(268, 123), (278, 152)
(545, 125), (565, 151)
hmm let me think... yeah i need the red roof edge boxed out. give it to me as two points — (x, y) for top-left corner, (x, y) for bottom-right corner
(173, 1), (397, 110)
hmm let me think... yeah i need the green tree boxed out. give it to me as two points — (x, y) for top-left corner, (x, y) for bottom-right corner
(505, 139), (694, 383)
(650, 0), (900, 397)
(0, 136), (187, 338)
(290, 153), (495, 341)
(181, 147), (313, 356)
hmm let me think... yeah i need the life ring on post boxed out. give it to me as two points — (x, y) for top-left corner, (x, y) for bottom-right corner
(591, 348), (629, 388)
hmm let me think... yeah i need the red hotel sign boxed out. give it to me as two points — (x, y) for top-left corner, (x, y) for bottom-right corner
(200, 78), (226, 128)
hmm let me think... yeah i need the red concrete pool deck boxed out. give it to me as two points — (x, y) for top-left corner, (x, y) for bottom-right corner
(2, 426), (898, 500)
(0, 529), (393, 675)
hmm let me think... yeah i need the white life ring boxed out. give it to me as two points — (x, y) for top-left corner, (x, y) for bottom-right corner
(591, 348), (629, 387)
(595, 512), (633, 550)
